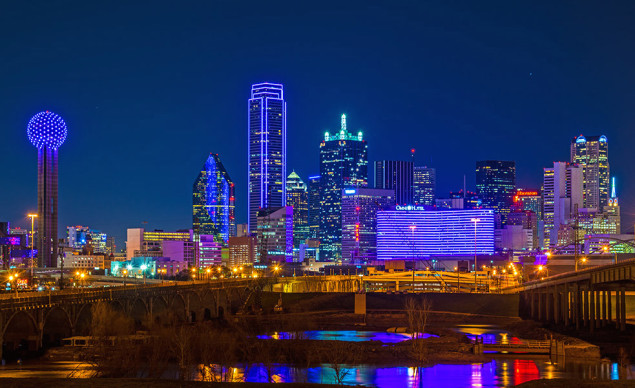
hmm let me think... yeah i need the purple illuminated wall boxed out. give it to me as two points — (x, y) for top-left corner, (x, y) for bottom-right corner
(377, 208), (495, 259)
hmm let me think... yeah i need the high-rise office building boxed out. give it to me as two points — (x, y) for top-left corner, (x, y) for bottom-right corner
(542, 162), (583, 247)
(126, 228), (191, 260)
(193, 153), (236, 243)
(248, 83), (286, 234)
(286, 172), (309, 246)
(413, 166), (436, 206)
(256, 206), (293, 263)
(307, 175), (321, 239)
(28, 111), (68, 268)
(475, 160), (516, 226)
(66, 226), (108, 254)
(341, 188), (394, 263)
(374, 160), (413, 205)
(512, 189), (542, 220)
(228, 236), (256, 267)
(570, 135), (609, 210)
(319, 114), (368, 260)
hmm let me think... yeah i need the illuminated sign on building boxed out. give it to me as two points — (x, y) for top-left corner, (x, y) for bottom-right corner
(395, 205), (425, 211)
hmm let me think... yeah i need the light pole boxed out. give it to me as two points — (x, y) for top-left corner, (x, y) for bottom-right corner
(8, 274), (19, 297)
(603, 245), (617, 265)
(575, 256), (587, 271)
(409, 225), (416, 292)
(140, 264), (147, 285)
(27, 214), (37, 280)
(470, 218), (480, 293)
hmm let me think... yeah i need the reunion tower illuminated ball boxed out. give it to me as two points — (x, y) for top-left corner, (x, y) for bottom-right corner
(27, 111), (67, 150)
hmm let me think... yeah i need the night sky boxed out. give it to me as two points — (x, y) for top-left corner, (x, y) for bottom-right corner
(1, 1), (634, 248)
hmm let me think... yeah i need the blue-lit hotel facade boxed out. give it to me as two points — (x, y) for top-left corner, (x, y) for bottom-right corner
(248, 83), (287, 234)
(376, 208), (495, 260)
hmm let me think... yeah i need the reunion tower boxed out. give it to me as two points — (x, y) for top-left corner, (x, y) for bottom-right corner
(27, 111), (67, 268)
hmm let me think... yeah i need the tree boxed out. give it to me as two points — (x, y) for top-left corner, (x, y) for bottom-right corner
(405, 296), (431, 365)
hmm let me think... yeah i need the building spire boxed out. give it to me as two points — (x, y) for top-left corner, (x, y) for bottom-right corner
(611, 177), (617, 198)
(341, 114), (346, 131)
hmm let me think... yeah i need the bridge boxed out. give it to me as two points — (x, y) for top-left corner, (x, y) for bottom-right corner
(0, 279), (256, 360)
(504, 258), (635, 332)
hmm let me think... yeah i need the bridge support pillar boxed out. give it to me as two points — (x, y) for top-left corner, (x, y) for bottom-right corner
(620, 288), (626, 332)
(589, 290), (596, 333)
(615, 288), (621, 330)
(553, 287), (560, 325)
(596, 290), (601, 329)
(607, 290), (612, 326)
(602, 291), (607, 328)
(582, 287), (589, 327)
(538, 292), (543, 321)
(530, 291), (536, 319)
(574, 284), (580, 330)
(564, 284), (570, 326)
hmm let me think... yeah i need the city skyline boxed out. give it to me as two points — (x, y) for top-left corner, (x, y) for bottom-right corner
(1, 1), (634, 246)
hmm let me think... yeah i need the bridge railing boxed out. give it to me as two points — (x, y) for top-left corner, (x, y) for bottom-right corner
(501, 257), (635, 293)
(0, 278), (255, 310)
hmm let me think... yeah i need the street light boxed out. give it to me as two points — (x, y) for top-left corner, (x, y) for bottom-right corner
(27, 214), (37, 279)
(575, 256), (587, 271)
(8, 274), (19, 296)
(603, 245), (617, 264)
(470, 218), (480, 293)
(140, 264), (148, 285)
(409, 225), (416, 292)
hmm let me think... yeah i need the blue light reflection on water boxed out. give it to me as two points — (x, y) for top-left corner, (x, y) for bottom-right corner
(228, 360), (632, 387)
(257, 330), (435, 343)
(235, 360), (533, 387)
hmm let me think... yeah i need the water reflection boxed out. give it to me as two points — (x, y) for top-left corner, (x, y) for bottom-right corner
(454, 324), (514, 345)
(1, 358), (633, 385)
(197, 360), (634, 387)
(256, 330), (434, 343)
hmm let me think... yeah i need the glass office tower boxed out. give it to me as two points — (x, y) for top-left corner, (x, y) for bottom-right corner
(248, 83), (286, 233)
(319, 114), (368, 260)
(476, 160), (516, 226)
(193, 153), (236, 243)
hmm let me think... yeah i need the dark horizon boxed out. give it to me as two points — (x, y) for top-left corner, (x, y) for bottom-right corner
(1, 1), (634, 246)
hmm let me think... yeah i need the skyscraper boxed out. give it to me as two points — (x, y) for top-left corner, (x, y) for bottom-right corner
(193, 153), (236, 243)
(307, 175), (321, 239)
(256, 206), (293, 263)
(570, 135), (609, 210)
(374, 160), (413, 205)
(286, 171), (309, 246)
(66, 226), (108, 254)
(475, 160), (516, 226)
(248, 83), (286, 233)
(341, 187), (394, 263)
(319, 114), (368, 260)
(28, 111), (67, 268)
(542, 162), (583, 247)
(413, 166), (436, 206)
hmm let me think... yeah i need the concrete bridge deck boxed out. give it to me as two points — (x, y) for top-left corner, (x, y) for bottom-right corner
(502, 258), (635, 332)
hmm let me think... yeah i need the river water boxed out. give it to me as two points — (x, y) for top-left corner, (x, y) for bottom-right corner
(1, 328), (633, 386)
